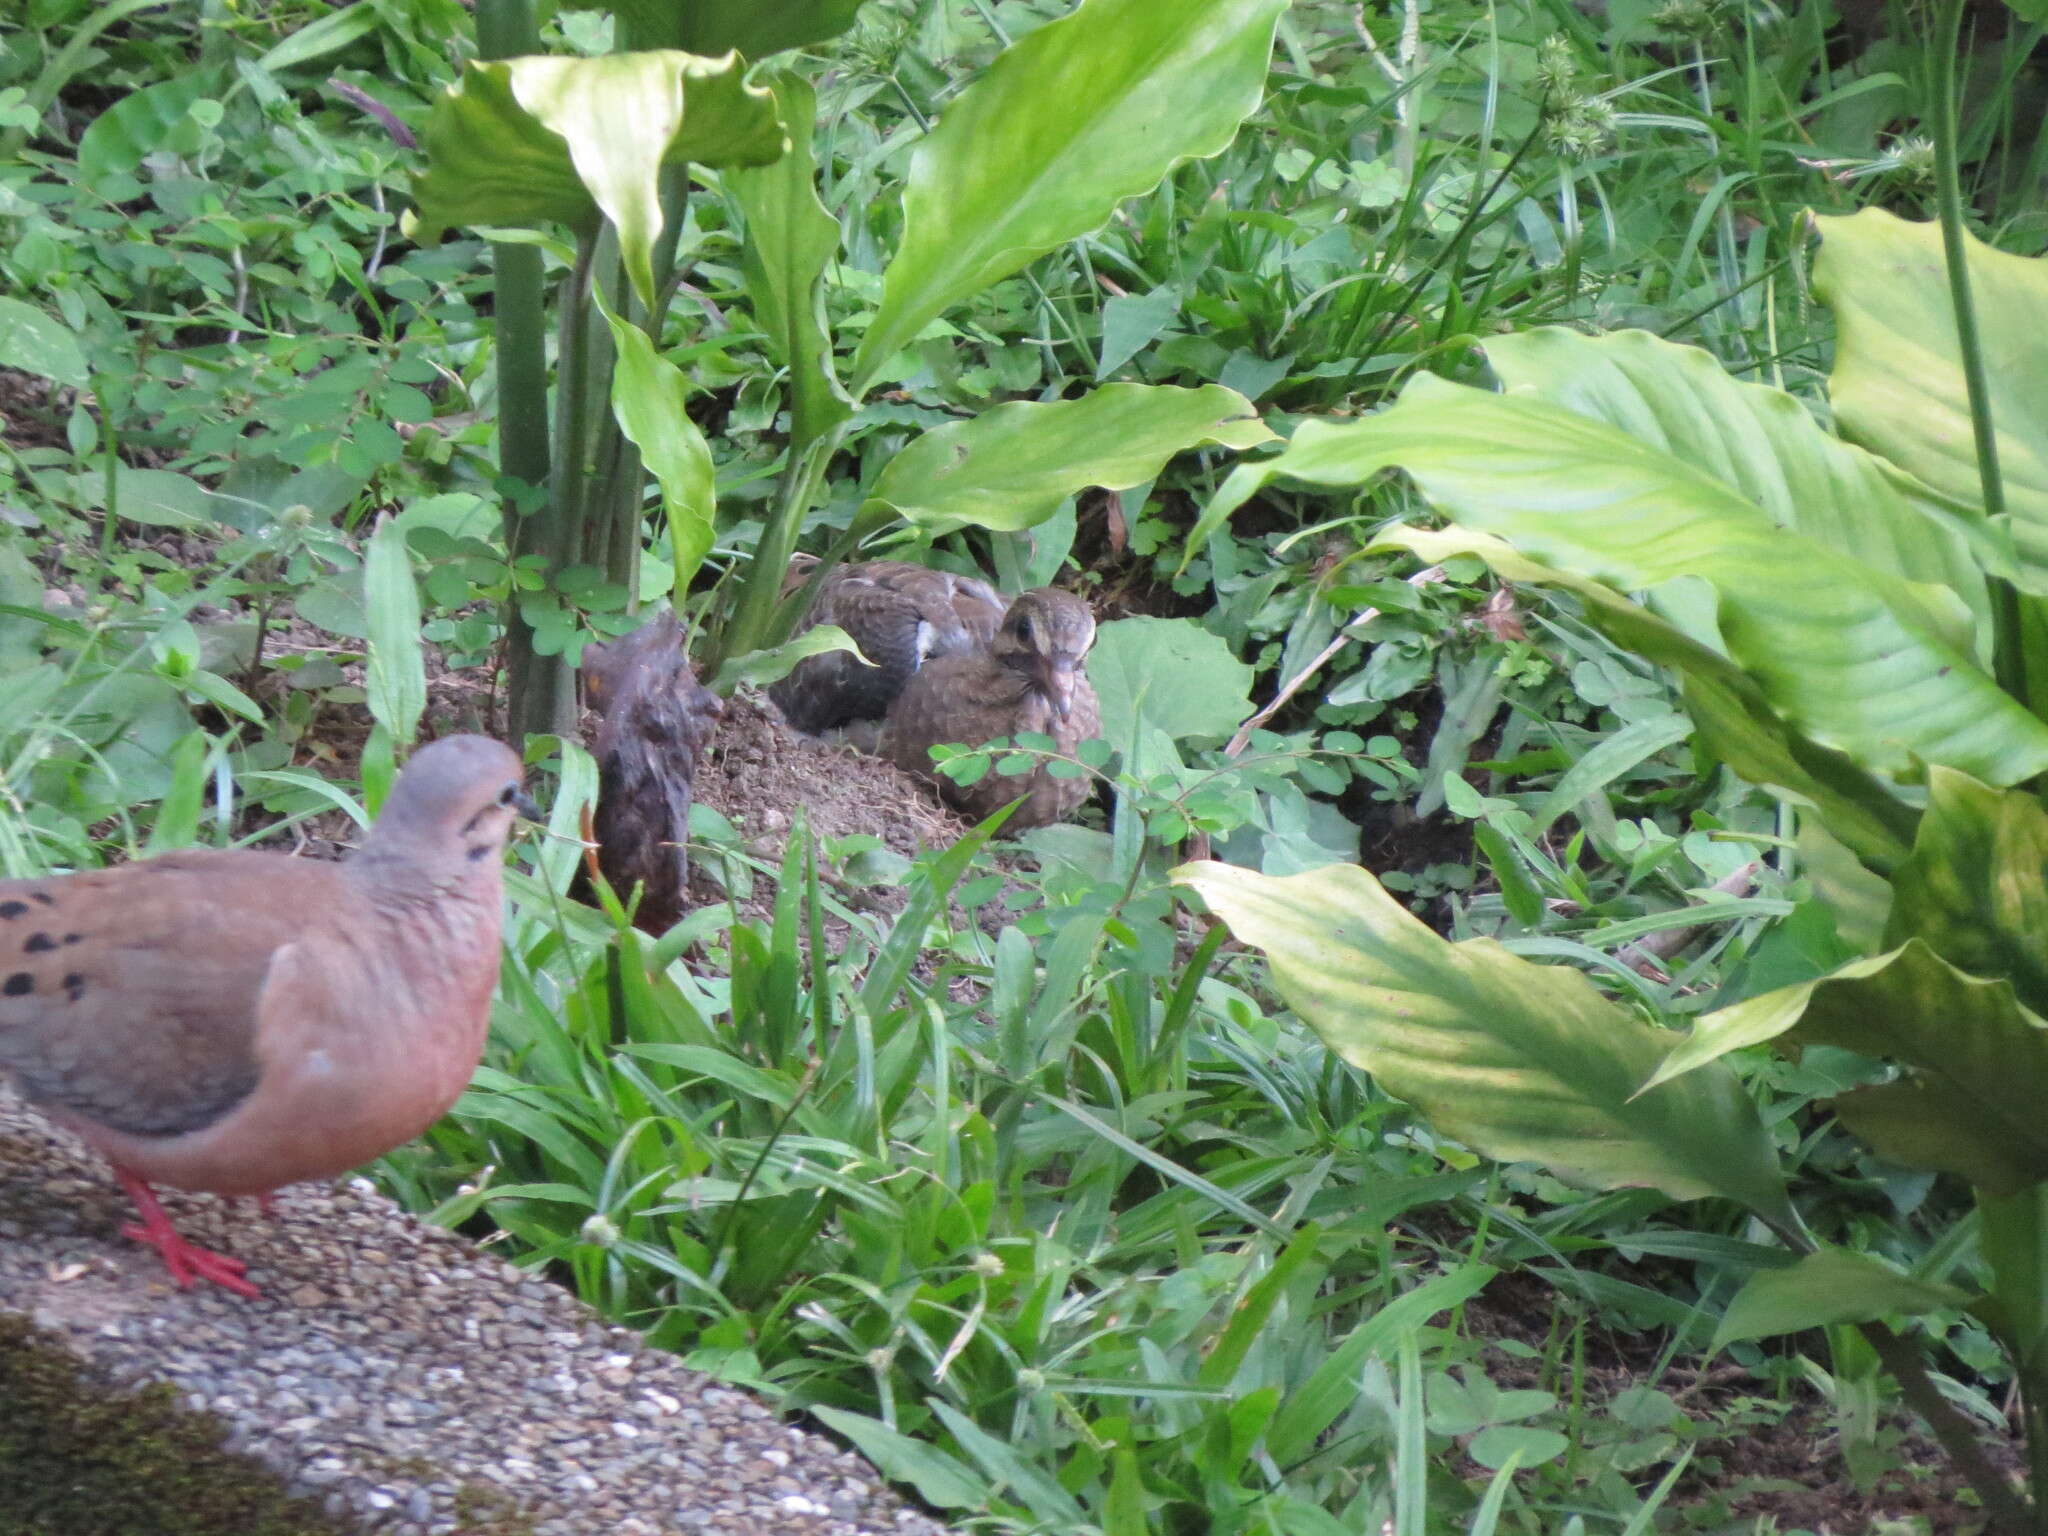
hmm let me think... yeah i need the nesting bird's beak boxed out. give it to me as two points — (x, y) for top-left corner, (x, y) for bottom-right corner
(512, 788), (544, 822)
(1034, 654), (1079, 719)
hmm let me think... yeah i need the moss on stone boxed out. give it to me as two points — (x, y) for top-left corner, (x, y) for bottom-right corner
(0, 1314), (355, 1535)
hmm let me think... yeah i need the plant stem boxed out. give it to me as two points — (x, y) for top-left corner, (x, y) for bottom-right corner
(476, 0), (569, 745)
(1857, 1320), (2033, 1534)
(710, 428), (843, 672)
(1931, 0), (2024, 709)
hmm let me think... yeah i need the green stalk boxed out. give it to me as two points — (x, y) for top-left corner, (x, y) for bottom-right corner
(1931, 0), (2023, 708)
(1857, 1320), (2032, 1534)
(476, 0), (571, 744)
(710, 426), (845, 671)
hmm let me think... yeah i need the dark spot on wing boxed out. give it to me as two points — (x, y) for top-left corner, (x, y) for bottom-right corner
(29, 892), (52, 907)
(63, 933), (81, 946)
(0, 902), (25, 920)
(23, 933), (54, 954)
(2, 973), (31, 997)
(62, 973), (84, 1002)
(467, 843), (494, 862)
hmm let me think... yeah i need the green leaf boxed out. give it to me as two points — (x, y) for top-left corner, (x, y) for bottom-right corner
(809, 1406), (990, 1511)
(1266, 1262), (1497, 1466)
(78, 467), (214, 529)
(1798, 812), (1892, 955)
(1481, 326), (1992, 648)
(1529, 712), (1694, 836)
(363, 513), (427, 745)
(1196, 1224), (1324, 1390)
(76, 72), (219, 191)
(255, 1), (382, 71)
(1469, 1427), (1568, 1470)
(1813, 208), (2048, 578)
(929, 1402), (1084, 1523)
(1651, 939), (2048, 1193)
(726, 72), (850, 449)
(867, 383), (1273, 533)
(710, 624), (867, 692)
(1173, 860), (1797, 1226)
(143, 730), (210, 855)
(1885, 767), (2048, 1016)
(1714, 1248), (1970, 1349)
(410, 52), (785, 308)
(177, 668), (264, 725)
(601, 303), (715, 596)
(1098, 286), (1182, 379)
(1088, 616), (1254, 754)
(1233, 375), (2048, 789)
(850, 0), (1287, 391)
(1382, 525), (1917, 873)
(615, 0), (868, 58)
(0, 298), (88, 389)
(1979, 1186), (2048, 1369)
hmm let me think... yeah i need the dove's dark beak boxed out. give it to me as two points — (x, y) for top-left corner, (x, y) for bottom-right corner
(1034, 654), (1079, 720)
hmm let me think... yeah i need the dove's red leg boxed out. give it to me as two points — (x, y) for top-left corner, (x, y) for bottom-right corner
(112, 1167), (261, 1300)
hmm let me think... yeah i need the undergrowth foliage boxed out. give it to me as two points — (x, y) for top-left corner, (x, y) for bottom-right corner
(4, 0), (2047, 1531)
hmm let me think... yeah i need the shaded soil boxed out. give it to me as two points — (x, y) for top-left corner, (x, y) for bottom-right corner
(0, 368), (73, 456)
(1461, 1267), (2023, 1533)
(682, 688), (995, 937)
(687, 689), (973, 876)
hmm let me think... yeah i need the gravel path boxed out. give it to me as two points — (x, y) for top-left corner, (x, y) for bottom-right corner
(0, 1086), (953, 1536)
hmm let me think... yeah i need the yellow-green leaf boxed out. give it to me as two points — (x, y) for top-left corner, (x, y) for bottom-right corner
(411, 52), (785, 307)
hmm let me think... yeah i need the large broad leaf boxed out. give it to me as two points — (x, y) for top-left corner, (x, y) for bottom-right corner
(1885, 767), (2048, 1017)
(76, 71), (221, 191)
(603, 303), (715, 596)
(1481, 327), (1991, 650)
(1714, 1248), (1970, 1349)
(0, 297), (88, 389)
(613, 0), (868, 59)
(1088, 616), (1254, 753)
(726, 73), (850, 451)
(1381, 526), (1918, 871)
(1979, 1187), (2048, 1370)
(1814, 208), (2048, 578)
(410, 52), (785, 308)
(867, 383), (1273, 533)
(1209, 375), (2048, 788)
(849, 0), (1286, 392)
(1648, 939), (2048, 1193)
(1173, 860), (1798, 1227)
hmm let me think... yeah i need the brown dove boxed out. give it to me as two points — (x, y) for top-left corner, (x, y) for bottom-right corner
(580, 611), (723, 936)
(769, 556), (1006, 750)
(881, 587), (1101, 830)
(0, 734), (535, 1298)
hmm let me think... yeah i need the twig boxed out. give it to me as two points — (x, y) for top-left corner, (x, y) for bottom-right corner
(1223, 565), (1445, 757)
(1616, 861), (1759, 976)
(1859, 1319), (2032, 1535)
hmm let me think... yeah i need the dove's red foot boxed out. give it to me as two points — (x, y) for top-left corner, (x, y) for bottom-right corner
(113, 1168), (262, 1300)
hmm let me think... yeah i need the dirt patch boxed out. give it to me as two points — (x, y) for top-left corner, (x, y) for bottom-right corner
(0, 368), (81, 460)
(682, 688), (994, 938)
(690, 689), (972, 863)
(1458, 1268), (2022, 1532)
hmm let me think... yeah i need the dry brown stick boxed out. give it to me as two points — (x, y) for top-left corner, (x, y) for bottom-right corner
(1223, 564), (1446, 757)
